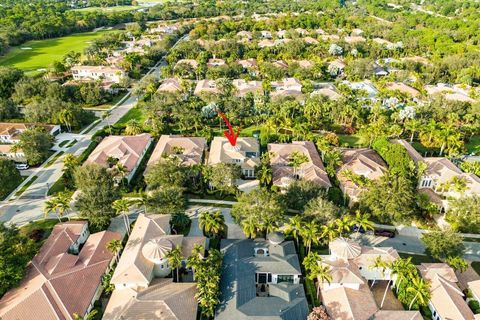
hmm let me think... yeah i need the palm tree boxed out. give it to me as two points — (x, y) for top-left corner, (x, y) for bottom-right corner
(352, 210), (374, 235)
(321, 223), (339, 243)
(112, 199), (131, 235)
(257, 163), (273, 187)
(106, 239), (122, 254)
(44, 198), (61, 222)
(390, 257), (417, 294)
(303, 252), (332, 298)
(407, 277), (430, 310)
(166, 245), (183, 282)
(125, 119), (143, 135)
(284, 216), (303, 247)
(63, 153), (79, 173)
(56, 192), (72, 219)
(334, 216), (353, 236)
(300, 221), (320, 253)
(114, 163), (128, 185)
(133, 192), (149, 213)
(59, 108), (74, 132)
(199, 211), (225, 238)
(289, 151), (309, 178)
(242, 217), (258, 239)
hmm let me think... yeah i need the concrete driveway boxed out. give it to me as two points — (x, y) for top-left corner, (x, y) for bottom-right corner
(186, 206), (245, 239)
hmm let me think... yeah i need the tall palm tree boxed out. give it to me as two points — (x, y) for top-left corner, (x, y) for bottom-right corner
(133, 192), (149, 213)
(300, 221), (320, 253)
(166, 245), (183, 282)
(55, 192), (72, 221)
(63, 153), (79, 173)
(285, 216), (303, 247)
(334, 216), (353, 236)
(321, 223), (339, 243)
(257, 163), (273, 187)
(44, 198), (61, 222)
(352, 210), (374, 235)
(112, 199), (131, 235)
(407, 277), (430, 310)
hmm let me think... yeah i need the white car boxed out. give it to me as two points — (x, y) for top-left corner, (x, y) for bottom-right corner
(15, 163), (29, 170)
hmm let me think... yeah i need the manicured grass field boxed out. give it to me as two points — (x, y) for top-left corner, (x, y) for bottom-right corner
(0, 30), (115, 74)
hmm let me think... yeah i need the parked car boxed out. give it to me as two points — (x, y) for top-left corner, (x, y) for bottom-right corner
(15, 163), (29, 170)
(374, 229), (395, 238)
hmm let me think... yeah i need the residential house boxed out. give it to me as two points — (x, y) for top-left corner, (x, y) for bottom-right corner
(385, 82), (421, 97)
(292, 59), (314, 69)
(276, 29), (287, 38)
(0, 221), (121, 320)
(238, 58), (258, 69)
(315, 28), (326, 35)
(207, 58), (226, 67)
(272, 60), (289, 70)
(393, 139), (480, 210)
(216, 234), (309, 320)
(294, 28), (307, 35)
(268, 141), (331, 189)
(258, 39), (276, 48)
(194, 79), (221, 96)
(425, 83), (477, 104)
(232, 79), (264, 97)
(318, 237), (423, 320)
(0, 122), (61, 144)
(260, 30), (272, 39)
(321, 34), (340, 41)
(303, 36), (319, 45)
(418, 263), (475, 320)
(85, 133), (153, 183)
(104, 213), (206, 320)
(208, 136), (260, 179)
(351, 28), (364, 36)
(147, 135), (207, 169)
(175, 59), (199, 69)
(156, 77), (182, 93)
(0, 145), (25, 162)
(236, 31), (253, 40)
(311, 83), (342, 100)
(337, 148), (388, 203)
(237, 58), (258, 76)
(106, 55), (125, 67)
(344, 35), (366, 43)
(71, 65), (125, 83)
(270, 77), (303, 100)
(343, 80), (379, 100)
(149, 24), (179, 34)
(373, 38), (394, 47)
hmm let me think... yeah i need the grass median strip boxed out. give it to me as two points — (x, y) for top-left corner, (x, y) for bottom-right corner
(44, 151), (64, 168)
(15, 176), (38, 197)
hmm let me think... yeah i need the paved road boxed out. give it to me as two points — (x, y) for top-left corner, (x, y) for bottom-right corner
(355, 233), (480, 261)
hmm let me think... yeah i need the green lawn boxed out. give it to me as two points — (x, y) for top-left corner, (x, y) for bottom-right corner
(338, 134), (364, 147)
(0, 30), (115, 74)
(116, 107), (148, 125)
(71, 5), (140, 12)
(472, 262), (480, 276)
(466, 136), (480, 154)
(44, 151), (65, 168)
(399, 252), (439, 265)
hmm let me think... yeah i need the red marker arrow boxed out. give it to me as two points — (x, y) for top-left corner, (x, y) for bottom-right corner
(218, 112), (241, 146)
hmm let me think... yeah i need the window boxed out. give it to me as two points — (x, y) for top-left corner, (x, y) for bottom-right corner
(277, 275), (294, 283)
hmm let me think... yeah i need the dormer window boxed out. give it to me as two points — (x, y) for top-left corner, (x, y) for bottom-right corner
(254, 248), (269, 257)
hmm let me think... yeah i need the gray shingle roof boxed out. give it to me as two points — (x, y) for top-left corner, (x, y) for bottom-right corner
(216, 239), (308, 320)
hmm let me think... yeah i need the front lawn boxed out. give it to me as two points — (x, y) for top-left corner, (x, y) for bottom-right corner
(116, 107), (147, 126)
